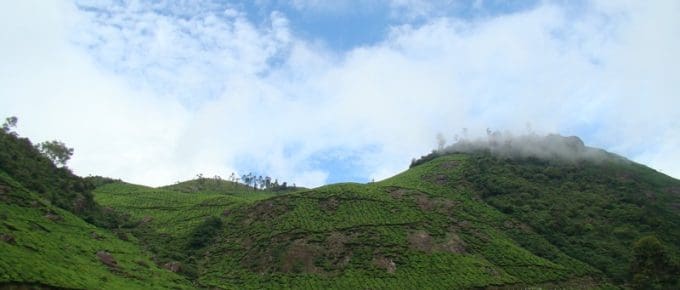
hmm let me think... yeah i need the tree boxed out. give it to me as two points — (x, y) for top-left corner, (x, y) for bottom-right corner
(37, 140), (74, 167)
(2, 116), (18, 133)
(264, 176), (271, 189)
(630, 235), (679, 289)
(257, 176), (264, 189)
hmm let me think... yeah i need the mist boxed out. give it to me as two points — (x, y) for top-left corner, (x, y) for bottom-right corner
(414, 131), (623, 167)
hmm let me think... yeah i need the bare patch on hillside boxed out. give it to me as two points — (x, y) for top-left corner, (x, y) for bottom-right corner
(325, 231), (354, 269)
(439, 232), (466, 253)
(319, 197), (341, 212)
(408, 230), (434, 252)
(372, 256), (396, 273)
(440, 160), (460, 170)
(428, 174), (450, 185)
(413, 193), (457, 213)
(96, 251), (118, 269)
(246, 200), (289, 222)
(389, 188), (410, 199)
(163, 261), (182, 273)
(408, 230), (466, 253)
(281, 239), (320, 273)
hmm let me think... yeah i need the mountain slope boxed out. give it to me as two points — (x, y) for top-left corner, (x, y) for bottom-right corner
(192, 154), (612, 289)
(458, 152), (680, 283)
(0, 130), (192, 289)
(3, 128), (679, 289)
(0, 171), (192, 289)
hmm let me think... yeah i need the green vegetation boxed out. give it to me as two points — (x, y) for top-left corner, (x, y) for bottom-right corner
(459, 153), (680, 284)
(630, 236), (679, 289)
(2, 121), (679, 289)
(0, 136), (191, 289)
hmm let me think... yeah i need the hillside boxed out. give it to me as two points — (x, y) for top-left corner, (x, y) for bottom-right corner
(2, 129), (679, 289)
(93, 149), (680, 289)
(0, 131), (192, 289)
(192, 154), (607, 289)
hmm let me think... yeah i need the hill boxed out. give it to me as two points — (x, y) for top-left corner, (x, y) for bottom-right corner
(0, 130), (192, 289)
(161, 178), (306, 195)
(2, 127), (679, 289)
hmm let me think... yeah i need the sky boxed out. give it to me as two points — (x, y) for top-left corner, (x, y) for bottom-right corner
(1, 0), (678, 187)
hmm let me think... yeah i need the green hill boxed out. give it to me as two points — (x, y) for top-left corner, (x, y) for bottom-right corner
(194, 154), (605, 289)
(0, 131), (192, 289)
(2, 127), (679, 289)
(161, 178), (306, 195)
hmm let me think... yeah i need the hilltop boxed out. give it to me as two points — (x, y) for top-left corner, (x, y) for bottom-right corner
(1, 127), (679, 289)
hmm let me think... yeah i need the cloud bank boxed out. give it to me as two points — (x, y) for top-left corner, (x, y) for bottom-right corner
(1, 0), (678, 186)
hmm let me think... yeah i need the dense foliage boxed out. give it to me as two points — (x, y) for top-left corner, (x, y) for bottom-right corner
(0, 129), (126, 228)
(629, 236), (679, 289)
(459, 152), (680, 284)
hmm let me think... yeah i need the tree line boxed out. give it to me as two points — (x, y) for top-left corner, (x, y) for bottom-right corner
(195, 172), (296, 191)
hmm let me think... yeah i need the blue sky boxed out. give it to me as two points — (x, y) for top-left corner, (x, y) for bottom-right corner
(1, 0), (679, 186)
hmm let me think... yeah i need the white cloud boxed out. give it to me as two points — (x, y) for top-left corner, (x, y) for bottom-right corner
(1, 0), (678, 187)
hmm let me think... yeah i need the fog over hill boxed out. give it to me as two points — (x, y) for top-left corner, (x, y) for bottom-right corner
(412, 132), (627, 169)
(448, 133), (613, 161)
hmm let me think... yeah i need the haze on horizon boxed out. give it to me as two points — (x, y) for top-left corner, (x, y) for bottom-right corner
(1, 0), (678, 187)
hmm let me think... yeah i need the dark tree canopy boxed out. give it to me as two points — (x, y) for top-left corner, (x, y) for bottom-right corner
(2, 116), (18, 133)
(630, 236), (679, 289)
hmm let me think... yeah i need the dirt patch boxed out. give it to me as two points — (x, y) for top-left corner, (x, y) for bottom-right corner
(163, 261), (182, 273)
(281, 239), (320, 273)
(414, 194), (457, 213)
(408, 230), (466, 254)
(325, 231), (354, 269)
(408, 230), (434, 252)
(44, 212), (63, 222)
(326, 232), (349, 255)
(427, 174), (449, 185)
(457, 220), (471, 229)
(389, 189), (409, 199)
(437, 232), (466, 253)
(248, 200), (289, 221)
(415, 195), (435, 211)
(140, 216), (154, 224)
(372, 256), (396, 274)
(96, 251), (118, 269)
(440, 160), (460, 169)
(319, 197), (341, 212)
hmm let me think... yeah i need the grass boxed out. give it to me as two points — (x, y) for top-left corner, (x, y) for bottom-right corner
(94, 182), (273, 236)
(0, 171), (192, 289)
